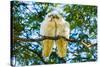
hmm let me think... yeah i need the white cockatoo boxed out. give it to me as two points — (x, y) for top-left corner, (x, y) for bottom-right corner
(40, 11), (70, 58)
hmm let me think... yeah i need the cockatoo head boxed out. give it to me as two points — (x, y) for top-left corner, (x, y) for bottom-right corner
(45, 11), (63, 21)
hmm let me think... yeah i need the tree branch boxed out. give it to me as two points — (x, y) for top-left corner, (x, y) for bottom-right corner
(13, 35), (96, 49)
(14, 35), (79, 42)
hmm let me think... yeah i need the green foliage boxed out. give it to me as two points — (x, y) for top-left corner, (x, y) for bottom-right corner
(11, 1), (97, 66)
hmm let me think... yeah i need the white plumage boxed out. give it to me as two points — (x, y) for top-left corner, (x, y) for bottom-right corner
(40, 11), (70, 58)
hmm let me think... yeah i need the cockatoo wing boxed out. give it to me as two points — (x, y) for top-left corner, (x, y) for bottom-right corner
(40, 21), (54, 57)
(56, 21), (70, 58)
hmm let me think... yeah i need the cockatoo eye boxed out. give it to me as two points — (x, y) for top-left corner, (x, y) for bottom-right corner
(55, 15), (59, 19)
(48, 15), (52, 17)
(48, 14), (60, 19)
(52, 15), (59, 19)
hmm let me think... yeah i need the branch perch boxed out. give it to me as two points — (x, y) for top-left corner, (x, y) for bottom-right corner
(14, 35), (79, 42)
(13, 35), (96, 48)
